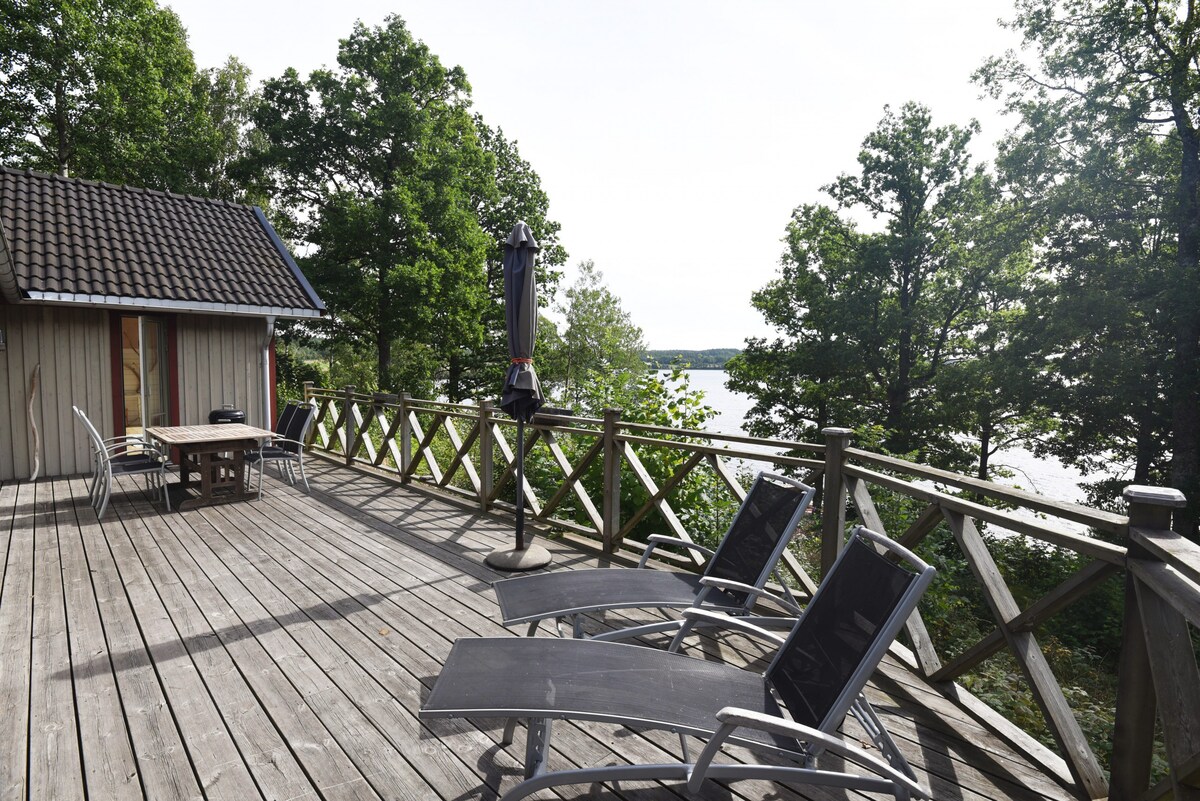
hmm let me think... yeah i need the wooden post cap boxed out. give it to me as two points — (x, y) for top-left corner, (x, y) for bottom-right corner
(1122, 485), (1187, 508)
(822, 427), (854, 437)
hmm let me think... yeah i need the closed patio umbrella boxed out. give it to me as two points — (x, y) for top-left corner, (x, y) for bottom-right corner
(486, 221), (551, 570)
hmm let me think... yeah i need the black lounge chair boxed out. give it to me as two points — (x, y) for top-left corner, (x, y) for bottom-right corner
(492, 472), (816, 640)
(421, 526), (936, 801)
(245, 400), (314, 497)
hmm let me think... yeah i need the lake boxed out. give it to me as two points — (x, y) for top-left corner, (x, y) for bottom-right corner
(678, 368), (1089, 506)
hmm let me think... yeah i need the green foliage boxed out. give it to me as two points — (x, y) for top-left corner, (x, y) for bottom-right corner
(573, 367), (740, 548)
(644, 349), (740, 369)
(0, 0), (252, 197)
(244, 16), (493, 395)
(730, 103), (1040, 475)
(977, 0), (1200, 535)
(445, 120), (567, 403)
(274, 343), (327, 413)
(541, 260), (647, 412)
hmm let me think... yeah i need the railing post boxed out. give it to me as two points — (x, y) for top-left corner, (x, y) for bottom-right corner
(479, 400), (494, 513)
(398, 391), (412, 483)
(1109, 485), (1188, 801)
(342, 385), (356, 466)
(302, 381), (315, 447)
(602, 408), (622, 553)
(820, 427), (853, 577)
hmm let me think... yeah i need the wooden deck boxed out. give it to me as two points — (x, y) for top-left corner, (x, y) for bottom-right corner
(0, 459), (1080, 801)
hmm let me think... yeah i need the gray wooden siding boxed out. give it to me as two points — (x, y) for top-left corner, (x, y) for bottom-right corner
(175, 314), (269, 430)
(0, 306), (270, 482)
(0, 304), (112, 481)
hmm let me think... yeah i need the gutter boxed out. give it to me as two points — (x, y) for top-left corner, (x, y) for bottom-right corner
(19, 291), (323, 319)
(262, 315), (276, 429)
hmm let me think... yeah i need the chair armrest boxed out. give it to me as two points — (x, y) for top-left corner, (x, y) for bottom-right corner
(706, 707), (926, 798)
(104, 442), (167, 460)
(638, 534), (716, 568)
(699, 576), (804, 616)
(668, 609), (787, 652)
(697, 576), (763, 597)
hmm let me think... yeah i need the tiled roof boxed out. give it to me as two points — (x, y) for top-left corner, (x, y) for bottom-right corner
(0, 167), (324, 317)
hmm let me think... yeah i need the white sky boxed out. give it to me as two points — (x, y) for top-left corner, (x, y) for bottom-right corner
(168, 0), (1023, 350)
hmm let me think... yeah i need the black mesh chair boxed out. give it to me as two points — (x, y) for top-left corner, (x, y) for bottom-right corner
(421, 526), (936, 801)
(245, 401), (315, 497)
(493, 472), (816, 640)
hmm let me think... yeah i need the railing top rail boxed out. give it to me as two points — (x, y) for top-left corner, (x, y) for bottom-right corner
(1131, 526), (1200, 586)
(845, 463), (1128, 563)
(620, 421), (824, 453)
(845, 447), (1127, 536)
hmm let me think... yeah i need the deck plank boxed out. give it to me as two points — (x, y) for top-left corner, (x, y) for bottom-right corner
(28, 480), (84, 800)
(59, 477), (142, 800)
(0, 481), (35, 801)
(141, 499), (383, 801)
(99, 477), (315, 801)
(0, 464), (1084, 801)
(105, 483), (266, 800)
(75, 479), (206, 800)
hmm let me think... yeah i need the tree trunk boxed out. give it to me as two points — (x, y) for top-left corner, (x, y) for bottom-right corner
(977, 419), (992, 483)
(377, 332), (391, 391)
(1170, 121), (1200, 538)
(446, 353), (464, 403)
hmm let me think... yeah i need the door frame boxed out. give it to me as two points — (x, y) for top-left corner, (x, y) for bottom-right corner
(109, 312), (180, 436)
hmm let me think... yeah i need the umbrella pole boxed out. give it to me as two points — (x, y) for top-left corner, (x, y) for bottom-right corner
(515, 416), (525, 551)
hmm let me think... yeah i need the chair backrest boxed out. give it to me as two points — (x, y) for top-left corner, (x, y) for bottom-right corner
(703, 473), (816, 599)
(275, 402), (298, 437)
(765, 526), (935, 736)
(73, 406), (108, 463)
(279, 402), (314, 454)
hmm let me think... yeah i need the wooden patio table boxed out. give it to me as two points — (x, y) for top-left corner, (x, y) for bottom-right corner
(146, 423), (275, 510)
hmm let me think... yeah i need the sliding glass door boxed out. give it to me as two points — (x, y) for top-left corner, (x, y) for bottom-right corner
(120, 316), (170, 437)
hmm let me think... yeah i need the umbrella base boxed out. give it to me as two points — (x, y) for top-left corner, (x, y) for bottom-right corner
(485, 543), (552, 571)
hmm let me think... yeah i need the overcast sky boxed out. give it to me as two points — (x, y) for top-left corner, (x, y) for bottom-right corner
(167, 0), (1024, 350)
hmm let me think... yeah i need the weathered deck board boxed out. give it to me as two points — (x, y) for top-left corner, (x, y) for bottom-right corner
(1, 481), (36, 801)
(0, 462), (1083, 801)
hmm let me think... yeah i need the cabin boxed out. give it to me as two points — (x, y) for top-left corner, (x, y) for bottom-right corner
(0, 167), (325, 482)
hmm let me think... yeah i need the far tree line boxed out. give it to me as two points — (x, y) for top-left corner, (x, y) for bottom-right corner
(729, 2), (1200, 536)
(2, 0), (1197, 537)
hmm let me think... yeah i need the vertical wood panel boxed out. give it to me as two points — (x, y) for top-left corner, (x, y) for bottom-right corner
(40, 305), (62, 477)
(0, 307), (15, 479)
(174, 314), (263, 427)
(1, 308), (265, 479)
(0, 309), (128, 482)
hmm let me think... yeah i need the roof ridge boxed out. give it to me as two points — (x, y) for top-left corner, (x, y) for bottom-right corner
(0, 165), (243, 210)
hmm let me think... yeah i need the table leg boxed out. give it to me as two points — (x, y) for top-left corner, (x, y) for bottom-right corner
(198, 452), (214, 504)
(180, 450), (190, 489)
(231, 450), (247, 499)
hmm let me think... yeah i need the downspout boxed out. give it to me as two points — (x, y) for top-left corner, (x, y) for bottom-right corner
(262, 315), (276, 428)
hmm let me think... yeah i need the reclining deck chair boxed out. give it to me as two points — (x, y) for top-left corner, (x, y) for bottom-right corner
(492, 472), (816, 640)
(421, 526), (936, 801)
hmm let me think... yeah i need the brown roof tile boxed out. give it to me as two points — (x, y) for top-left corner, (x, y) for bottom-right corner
(0, 167), (324, 316)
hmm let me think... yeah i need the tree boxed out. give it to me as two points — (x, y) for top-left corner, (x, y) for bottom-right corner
(444, 119), (567, 402)
(245, 16), (493, 396)
(977, 0), (1200, 533)
(0, 0), (237, 194)
(544, 260), (646, 413)
(731, 103), (1023, 470)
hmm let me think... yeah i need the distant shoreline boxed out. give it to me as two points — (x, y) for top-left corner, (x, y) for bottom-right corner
(644, 348), (740, 370)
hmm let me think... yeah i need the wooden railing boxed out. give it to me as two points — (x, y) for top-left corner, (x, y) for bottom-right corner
(302, 384), (1200, 801)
